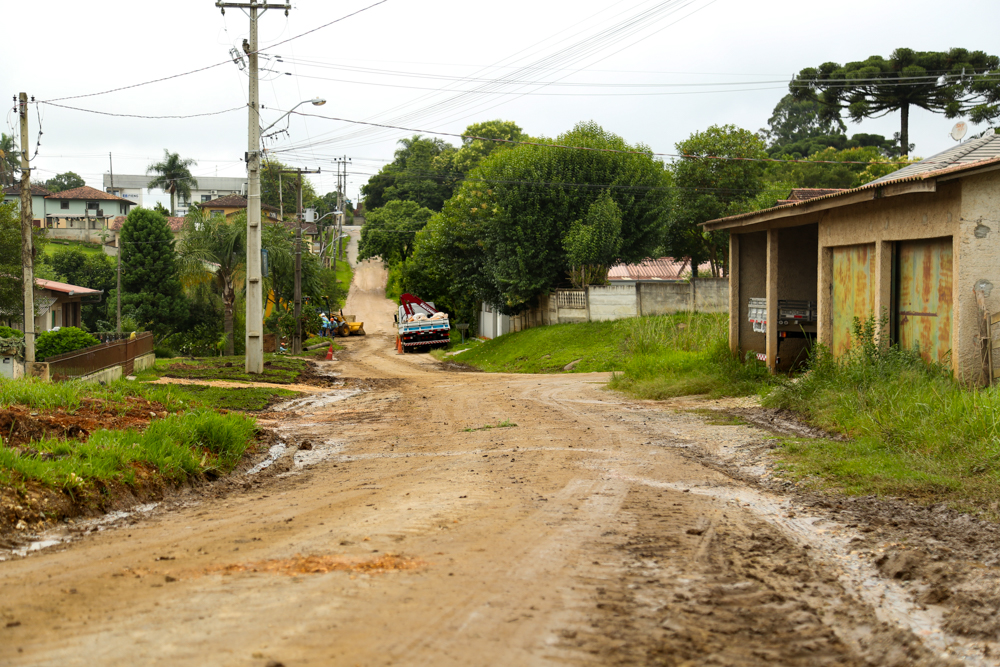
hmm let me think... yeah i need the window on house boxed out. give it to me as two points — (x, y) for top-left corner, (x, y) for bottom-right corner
(46, 219), (53, 228)
(86, 201), (98, 210)
(51, 311), (56, 329)
(120, 203), (126, 214)
(201, 195), (212, 202)
(211, 210), (224, 218)
(60, 201), (69, 210)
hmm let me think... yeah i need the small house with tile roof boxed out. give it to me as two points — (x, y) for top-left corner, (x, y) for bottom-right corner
(197, 194), (281, 222)
(1, 278), (103, 335)
(43, 186), (136, 243)
(703, 130), (1000, 382)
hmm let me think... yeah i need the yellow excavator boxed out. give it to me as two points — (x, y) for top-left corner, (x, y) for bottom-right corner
(330, 311), (365, 337)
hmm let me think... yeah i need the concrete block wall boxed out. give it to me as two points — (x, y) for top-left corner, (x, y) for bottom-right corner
(588, 283), (638, 321)
(638, 279), (729, 316)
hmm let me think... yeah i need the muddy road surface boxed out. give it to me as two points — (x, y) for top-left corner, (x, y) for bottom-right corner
(0, 260), (989, 666)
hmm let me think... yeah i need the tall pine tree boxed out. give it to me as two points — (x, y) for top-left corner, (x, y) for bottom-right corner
(120, 208), (187, 337)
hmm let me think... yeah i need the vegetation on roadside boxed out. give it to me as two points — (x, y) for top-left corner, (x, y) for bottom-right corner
(136, 354), (310, 385)
(0, 409), (257, 492)
(763, 316), (1000, 510)
(463, 420), (517, 432)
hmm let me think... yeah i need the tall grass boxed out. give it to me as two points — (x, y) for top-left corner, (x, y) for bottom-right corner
(765, 316), (1000, 505)
(0, 409), (257, 491)
(609, 312), (776, 399)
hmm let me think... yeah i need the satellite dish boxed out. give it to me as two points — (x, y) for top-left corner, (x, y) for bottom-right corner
(950, 121), (968, 142)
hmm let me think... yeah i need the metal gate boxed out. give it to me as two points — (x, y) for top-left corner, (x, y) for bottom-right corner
(831, 244), (876, 357)
(896, 237), (953, 364)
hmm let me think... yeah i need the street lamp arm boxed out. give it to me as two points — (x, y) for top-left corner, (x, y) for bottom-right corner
(260, 98), (326, 135)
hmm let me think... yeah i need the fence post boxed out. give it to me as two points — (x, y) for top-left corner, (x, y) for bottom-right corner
(584, 285), (592, 322)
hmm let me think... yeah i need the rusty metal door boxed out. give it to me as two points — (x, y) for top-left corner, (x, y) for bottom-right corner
(832, 244), (875, 357)
(896, 238), (953, 364)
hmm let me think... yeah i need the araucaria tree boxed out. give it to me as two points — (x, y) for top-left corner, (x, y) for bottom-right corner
(666, 125), (768, 277)
(791, 48), (1000, 157)
(177, 209), (245, 356)
(120, 208), (187, 337)
(147, 150), (198, 215)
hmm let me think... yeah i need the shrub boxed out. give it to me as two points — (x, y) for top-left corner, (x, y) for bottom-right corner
(0, 326), (23, 339)
(35, 327), (100, 361)
(153, 346), (176, 359)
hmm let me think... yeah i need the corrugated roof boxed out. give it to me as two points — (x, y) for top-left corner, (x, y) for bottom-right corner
(199, 193), (280, 213)
(35, 278), (102, 295)
(608, 257), (713, 281)
(705, 148), (1000, 229)
(870, 130), (1000, 184)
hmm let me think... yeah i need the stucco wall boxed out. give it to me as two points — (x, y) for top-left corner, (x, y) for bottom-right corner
(46, 227), (110, 244)
(637, 280), (728, 316)
(817, 181), (961, 371)
(133, 352), (156, 373)
(589, 283), (637, 321)
(957, 170), (1000, 382)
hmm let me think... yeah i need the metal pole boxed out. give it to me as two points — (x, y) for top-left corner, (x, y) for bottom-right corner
(245, 1), (264, 373)
(18, 93), (35, 364)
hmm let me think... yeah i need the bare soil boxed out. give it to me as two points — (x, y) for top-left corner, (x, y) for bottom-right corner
(1, 255), (998, 666)
(0, 397), (168, 449)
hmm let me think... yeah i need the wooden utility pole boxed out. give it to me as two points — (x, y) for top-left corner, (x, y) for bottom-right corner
(18, 93), (35, 364)
(216, 0), (290, 373)
(279, 167), (320, 355)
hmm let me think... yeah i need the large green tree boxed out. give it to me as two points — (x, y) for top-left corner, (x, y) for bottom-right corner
(791, 48), (1000, 157)
(358, 200), (435, 266)
(667, 125), (768, 277)
(563, 191), (623, 287)
(177, 208), (246, 355)
(147, 150), (198, 215)
(361, 135), (459, 211)
(44, 172), (86, 193)
(405, 121), (669, 315)
(0, 202), (49, 325)
(120, 208), (187, 337)
(452, 120), (526, 173)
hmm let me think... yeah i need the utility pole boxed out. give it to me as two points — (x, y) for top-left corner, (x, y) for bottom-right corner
(332, 156), (350, 273)
(18, 93), (35, 364)
(111, 151), (122, 333)
(279, 166), (320, 355)
(216, 0), (290, 374)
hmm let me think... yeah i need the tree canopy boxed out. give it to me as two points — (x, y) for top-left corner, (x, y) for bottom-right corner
(791, 48), (1000, 157)
(358, 199), (435, 266)
(666, 125), (768, 276)
(43, 172), (85, 193)
(404, 121), (669, 316)
(120, 208), (187, 336)
(147, 150), (197, 215)
(0, 134), (18, 188)
(261, 159), (318, 217)
(361, 135), (459, 211)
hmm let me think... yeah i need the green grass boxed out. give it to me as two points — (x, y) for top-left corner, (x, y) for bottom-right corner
(0, 409), (258, 491)
(136, 354), (309, 384)
(463, 420), (517, 432)
(762, 338), (1000, 510)
(335, 258), (354, 309)
(43, 240), (105, 258)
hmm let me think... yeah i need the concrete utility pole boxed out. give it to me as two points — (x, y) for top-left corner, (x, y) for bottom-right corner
(279, 167), (320, 355)
(332, 156), (350, 273)
(216, 0), (291, 374)
(111, 152), (122, 334)
(18, 93), (35, 364)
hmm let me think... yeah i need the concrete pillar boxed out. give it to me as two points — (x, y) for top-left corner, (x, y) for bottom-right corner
(874, 240), (893, 347)
(817, 246), (834, 349)
(729, 234), (740, 355)
(766, 229), (779, 372)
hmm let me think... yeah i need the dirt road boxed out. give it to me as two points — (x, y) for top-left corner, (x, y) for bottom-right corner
(0, 260), (988, 666)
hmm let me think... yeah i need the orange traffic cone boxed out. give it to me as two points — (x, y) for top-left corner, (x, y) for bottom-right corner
(325, 344), (334, 361)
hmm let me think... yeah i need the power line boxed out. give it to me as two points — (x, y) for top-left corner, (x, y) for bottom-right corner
(281, 112), (915, 166)
(39, 101), (245, 120)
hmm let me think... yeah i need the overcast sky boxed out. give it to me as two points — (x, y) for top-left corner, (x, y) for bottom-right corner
(4, 0), (997, 208)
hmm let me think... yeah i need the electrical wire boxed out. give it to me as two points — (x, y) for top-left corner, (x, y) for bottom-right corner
(38, 101), (245, 120)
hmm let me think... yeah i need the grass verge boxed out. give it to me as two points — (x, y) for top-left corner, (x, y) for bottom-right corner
(136, 354), (310, 384)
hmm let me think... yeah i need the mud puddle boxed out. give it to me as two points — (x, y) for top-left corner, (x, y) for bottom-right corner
(271, 388), (362, 413)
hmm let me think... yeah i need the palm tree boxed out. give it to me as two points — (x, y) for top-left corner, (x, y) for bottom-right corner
(147, 149), (198, 215)
(177, 208), (244, 355)
(0, 134), (20, 188)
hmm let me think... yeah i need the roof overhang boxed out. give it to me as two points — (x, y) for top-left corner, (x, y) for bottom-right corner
(703, 179), (938, 233)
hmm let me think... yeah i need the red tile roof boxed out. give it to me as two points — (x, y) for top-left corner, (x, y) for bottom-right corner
(109, 216), (127, 231)
(199, 193), (280, 213)
(608, 257), (713, 281)
(3, 184), (52, 197)
(45, 185), (132, 203)
(35, 278), (102, 296)
(167, 216), (185, 232)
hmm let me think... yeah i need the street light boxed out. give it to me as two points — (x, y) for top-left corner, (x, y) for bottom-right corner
(261, 98), (326, 135)
(246, 96), (326, 374)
